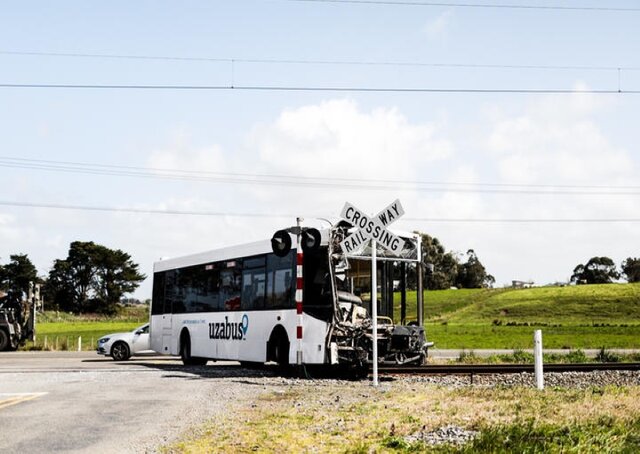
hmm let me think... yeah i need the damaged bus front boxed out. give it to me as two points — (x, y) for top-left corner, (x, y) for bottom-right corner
(300, 223), (432, 374)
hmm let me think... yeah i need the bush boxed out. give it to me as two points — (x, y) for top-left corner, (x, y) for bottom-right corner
(596, 347), (620, 363)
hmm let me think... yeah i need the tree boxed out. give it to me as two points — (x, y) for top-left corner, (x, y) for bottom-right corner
(0, 254), (38, 295)
(413, 234), (494, 289)
(93, 246), (146, 309)
(455, 249), (495, 289)
(621, 257), (640, 283)
(45, 241), (146, 314)
(570, 256), (619, 284)
(419, 233), (459, 290)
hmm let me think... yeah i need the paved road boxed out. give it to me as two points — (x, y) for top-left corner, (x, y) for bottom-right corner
(0, 352), (268, 453)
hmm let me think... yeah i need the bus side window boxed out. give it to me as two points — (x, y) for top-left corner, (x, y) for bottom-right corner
(242, 256), (266, 311)
(202, 266), (221, 312)
(180, 266), (198, 313)
(164, 270), (177, 314)
(151, 272), (166, 315)
(221, 268), (242, 311)
(267, 250), (295, 309)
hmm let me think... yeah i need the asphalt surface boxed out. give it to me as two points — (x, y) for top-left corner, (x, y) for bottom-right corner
(0, 352), (264, 453)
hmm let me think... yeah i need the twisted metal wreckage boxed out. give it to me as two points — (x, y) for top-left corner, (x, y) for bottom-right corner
(320, 222), (432, 372)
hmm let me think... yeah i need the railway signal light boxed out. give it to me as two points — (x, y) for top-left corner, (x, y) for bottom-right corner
(301, 228), (321, 253)
(271, 230), (292, 257)
(271, 227), (321, 256)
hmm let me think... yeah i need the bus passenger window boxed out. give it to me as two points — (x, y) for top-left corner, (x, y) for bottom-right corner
(267, 251), (295, 309)
(242, 268), (265, 310)
(220, 268), (242, 311)
(201, 266), (221, 311)
(151, 272), (166, 315)
(164, 270), (179, 314)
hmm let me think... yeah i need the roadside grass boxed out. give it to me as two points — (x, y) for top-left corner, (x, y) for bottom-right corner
(453, 348), (640, 364)
(165, 383), (640, 453)
(458, 417), (640, 453)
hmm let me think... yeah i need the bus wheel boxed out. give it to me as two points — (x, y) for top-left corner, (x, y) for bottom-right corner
(0, 329), (10, 351)
(273, 336), (290, 373)
(180, 331), (207, 366)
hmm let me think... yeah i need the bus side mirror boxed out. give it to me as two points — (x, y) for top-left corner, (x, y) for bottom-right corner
(271, 230), (292, 257)
(301, 228), (321, 253)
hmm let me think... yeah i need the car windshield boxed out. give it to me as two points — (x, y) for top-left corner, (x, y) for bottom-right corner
(135, 324), (149, 334)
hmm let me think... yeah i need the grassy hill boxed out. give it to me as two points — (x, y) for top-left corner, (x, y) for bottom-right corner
(394, 283), (640, 349)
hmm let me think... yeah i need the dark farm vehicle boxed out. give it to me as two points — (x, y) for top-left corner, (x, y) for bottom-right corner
(0, 289), (36, 351)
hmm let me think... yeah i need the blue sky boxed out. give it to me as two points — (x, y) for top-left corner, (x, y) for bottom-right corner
(1, 1), (639, 298)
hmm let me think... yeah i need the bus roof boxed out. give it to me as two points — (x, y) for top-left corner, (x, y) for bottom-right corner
(153, 226), (420, 272)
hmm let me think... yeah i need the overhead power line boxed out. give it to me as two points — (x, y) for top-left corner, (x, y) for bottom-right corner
(1, 156), (639, 196)
(286, 0), (640, 12)
(1, 50), (637, 72)
(0, 83), (637, 94)
(1, 200), (639, 223)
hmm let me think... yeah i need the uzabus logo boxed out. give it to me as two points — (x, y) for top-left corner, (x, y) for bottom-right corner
(209, 314), (249, 341)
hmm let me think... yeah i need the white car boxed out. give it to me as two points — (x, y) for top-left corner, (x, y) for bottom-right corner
(96, 323), (154, 361)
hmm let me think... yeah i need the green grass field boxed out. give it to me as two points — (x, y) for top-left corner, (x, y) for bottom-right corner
(394, 283), (640, 349)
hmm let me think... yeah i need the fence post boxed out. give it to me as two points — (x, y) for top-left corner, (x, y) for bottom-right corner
(534, 330), (544, 390)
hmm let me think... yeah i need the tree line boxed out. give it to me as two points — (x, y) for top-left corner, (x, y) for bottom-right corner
(0, 241), (145, 315)
(571, 256), (640, 284)
(416, 233), (495, 290)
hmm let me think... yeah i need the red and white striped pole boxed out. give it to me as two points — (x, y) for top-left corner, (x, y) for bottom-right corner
(295, 217), (304, 365)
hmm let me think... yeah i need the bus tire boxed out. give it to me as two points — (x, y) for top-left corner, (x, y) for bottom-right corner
(0, 329), (10, 351)
(180, 330), (207, 366)
(268, 327), (290, 372)
(274, 337), (289, 366)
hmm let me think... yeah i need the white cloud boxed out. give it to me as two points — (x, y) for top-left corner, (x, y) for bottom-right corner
(252, 99), (452, 180)
(487, 90), (634, 186)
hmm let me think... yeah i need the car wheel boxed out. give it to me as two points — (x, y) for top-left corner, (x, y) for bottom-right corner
(111, 341), (130, 361)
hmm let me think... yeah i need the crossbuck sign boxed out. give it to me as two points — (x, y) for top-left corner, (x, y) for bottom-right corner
(339, 199), (405, 387)
(339, 199), (405, 256)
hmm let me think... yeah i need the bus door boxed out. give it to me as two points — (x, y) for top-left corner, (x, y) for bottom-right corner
(162, 312), (173, 354)
(162, 272), (175, 354)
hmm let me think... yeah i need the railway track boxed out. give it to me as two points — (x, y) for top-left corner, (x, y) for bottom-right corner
(378, 362), (640, 375)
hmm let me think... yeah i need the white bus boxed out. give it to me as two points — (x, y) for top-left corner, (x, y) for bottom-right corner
(149, 222), (430, 374)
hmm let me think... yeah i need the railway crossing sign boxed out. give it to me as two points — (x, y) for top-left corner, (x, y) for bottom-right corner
(338, 199), (405, 387)
(339, 199), (405, 256)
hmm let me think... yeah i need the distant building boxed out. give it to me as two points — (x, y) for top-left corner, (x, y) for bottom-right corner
(512, 280), (534, 289)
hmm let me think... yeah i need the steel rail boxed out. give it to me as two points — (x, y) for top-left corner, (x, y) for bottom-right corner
(378, 363), (640, 375)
